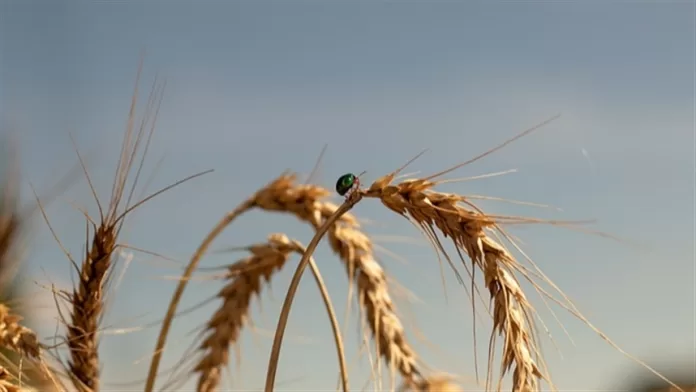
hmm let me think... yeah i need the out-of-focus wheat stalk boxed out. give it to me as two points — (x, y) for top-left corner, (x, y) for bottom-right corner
(0, 305), (39, 360)
(0, 304), (60, 392)
(0, 365), (28, 392)
(0, 154), (60, 392)
(0, 154), (34, 361)
(193, 233), (347, 392)
(401, 375), (464, 392)
(0, 159), (21, 292)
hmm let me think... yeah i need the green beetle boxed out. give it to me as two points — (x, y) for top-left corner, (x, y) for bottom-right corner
(335, 173), (360, 199)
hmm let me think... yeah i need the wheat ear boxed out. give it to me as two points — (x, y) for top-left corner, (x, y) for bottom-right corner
(0, 167), (20, 290)
(0, 305), (40, 360)
(361, 177), (544, 392)
(255, 175), (422, 388)
(151, 173), (424, 391)
(194, 233), (347, 392)
(64, 64), (172, 392)
(0, 364), (54, 392)
(401, 375), (464, 392)
(0, 306), (57, 392)
(0, 365), (25, 392)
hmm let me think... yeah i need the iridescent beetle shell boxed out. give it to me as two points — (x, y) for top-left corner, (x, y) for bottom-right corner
(335, 173), (356, 196)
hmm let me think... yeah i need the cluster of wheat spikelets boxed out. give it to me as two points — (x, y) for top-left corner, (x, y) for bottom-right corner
(363, 175), (546, 391)
(194, 234), (307, 392)
(145, 167), (554, 392)
(148, 173), (429, 391)
(0, 68), (683, 392)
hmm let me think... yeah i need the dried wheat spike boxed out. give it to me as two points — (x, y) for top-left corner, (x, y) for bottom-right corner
(0, 365), (45, 392)
(65, 67), (168, 392)
(252, 174), (422, 385)
(195, 234), (300, 392)
(364, 178), (543, 392)
(0, 366), (21, 392)
(0, 191), (19, 288)
(402, 375), (464, 392)
(0, 304), (40, 359)
(66, 226), (117, 392)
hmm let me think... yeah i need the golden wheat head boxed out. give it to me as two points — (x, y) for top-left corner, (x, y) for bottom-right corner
(363, 175), (544, 391)
(64, 65), (172, 392)
(194, 234), (299, 392)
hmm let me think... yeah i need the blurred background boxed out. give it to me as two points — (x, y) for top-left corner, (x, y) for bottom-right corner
(0, 1), (694, 390)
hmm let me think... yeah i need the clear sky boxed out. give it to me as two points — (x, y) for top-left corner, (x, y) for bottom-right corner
(1, 1), (694, 391)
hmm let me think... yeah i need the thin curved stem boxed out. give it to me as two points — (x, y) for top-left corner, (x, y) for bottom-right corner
(306, 254), (349, 392)
(264, 195), (362, 392)
(145, 199), (255, 392)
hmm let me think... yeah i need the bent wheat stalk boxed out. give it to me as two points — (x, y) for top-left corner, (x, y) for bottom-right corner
(194, 233), (348, 392)
(150, 173), (425, 391)
(260, 171), (546, 391)
(257, 175), (424, 388)
(263, 200), (358, 392)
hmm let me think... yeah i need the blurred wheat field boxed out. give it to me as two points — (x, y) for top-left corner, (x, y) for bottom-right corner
(0, 68), (691, 392)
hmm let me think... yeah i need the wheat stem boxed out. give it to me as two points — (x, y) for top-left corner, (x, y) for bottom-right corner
(145, 199), (255, 392)
(305, 249), (350, 392)
(264, 199), (360, 392)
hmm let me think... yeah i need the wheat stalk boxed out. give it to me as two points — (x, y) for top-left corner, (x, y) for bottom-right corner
(62, 67), (158, 392)
(0, 174), (20, 291)
(193, 233), (347, 392)
(254, 175), (421, 387)
(154, 117), (680, 392)
(150, 173), (425, 392)
(257, 122), (560, 392)
(261, 171), (545, 391)
(61, 63), (209, 392)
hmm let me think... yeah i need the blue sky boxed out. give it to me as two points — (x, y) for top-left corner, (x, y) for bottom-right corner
(1, 1), (694, 390)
